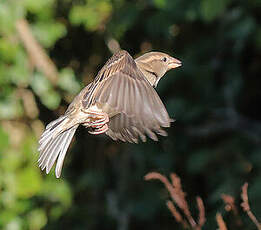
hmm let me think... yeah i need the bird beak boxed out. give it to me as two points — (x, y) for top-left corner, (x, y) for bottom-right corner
(168, 57), (182, 70)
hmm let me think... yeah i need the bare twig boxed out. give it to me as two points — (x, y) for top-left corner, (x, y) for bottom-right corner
(145, 172), (204, 230)
(167, 200), (189, 229)
(170, 173), (197, 228)
(221, 194), (238, 214)
(196, 196), (206, 228)
(221, 194), (242, 226)
(16, 19), (59, 85)
(145, 172), (185, 212)
(216, 213), (228, 230)
(146, 173), (261, 230)
(241, 183), (261, 230)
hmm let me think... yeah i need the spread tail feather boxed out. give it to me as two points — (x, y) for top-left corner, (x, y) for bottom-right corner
(38, 116), (79, 178)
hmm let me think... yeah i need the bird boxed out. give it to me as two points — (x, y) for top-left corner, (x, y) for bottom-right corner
(38, 50), (182, 178)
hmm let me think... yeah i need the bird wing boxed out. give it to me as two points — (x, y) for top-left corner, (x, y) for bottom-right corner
(82, 50), (172, 143)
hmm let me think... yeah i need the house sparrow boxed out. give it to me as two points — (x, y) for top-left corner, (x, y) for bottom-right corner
(38, 50), (181, 178)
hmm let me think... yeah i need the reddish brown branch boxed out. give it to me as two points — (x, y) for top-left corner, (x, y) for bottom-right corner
(216, 213), (228, 230)
(196, 196), (206, 228)
(145, 172), (186, 214)
(221, 194), (238, 214)
(241, 183), (261, 230)
(145, 173), (261, 230)
(167, 200), (189, 229)
(170, 173), (196, 228)
(221, 194), (242, 226)
(145, 172), (205, 230)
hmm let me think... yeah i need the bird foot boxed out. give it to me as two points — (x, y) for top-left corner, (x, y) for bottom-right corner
(82, 108), (109, 134)
(87, 110), (109, 128)
(88, 124), (109, 135)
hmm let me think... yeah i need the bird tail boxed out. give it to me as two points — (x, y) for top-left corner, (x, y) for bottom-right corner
(38, 115), (79, 178)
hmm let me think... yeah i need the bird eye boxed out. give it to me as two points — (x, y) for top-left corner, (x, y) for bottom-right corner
(162, 57), (167, 62)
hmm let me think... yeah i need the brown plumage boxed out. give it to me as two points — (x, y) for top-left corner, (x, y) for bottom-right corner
(38, 50), (181, 178)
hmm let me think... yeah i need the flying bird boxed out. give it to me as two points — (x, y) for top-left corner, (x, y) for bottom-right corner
(38, 50), (181, 178)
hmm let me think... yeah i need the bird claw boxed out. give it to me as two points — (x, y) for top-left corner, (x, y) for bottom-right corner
(89, 111), (109, 127)
(82, 109), (109, 134)
(88, 124), (109, 135)
(89, 114), (109, 128)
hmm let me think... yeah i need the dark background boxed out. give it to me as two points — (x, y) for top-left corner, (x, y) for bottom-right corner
(0, 0), (260, 229)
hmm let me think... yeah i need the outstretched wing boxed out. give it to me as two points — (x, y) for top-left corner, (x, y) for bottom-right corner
(83, 50), (172, 143)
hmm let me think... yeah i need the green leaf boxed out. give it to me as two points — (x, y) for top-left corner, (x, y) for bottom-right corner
(27, 209), (47, 230)
(153, 0), (166, 9)
(41, 90), (61, 110)
(7, 48), (31, 87)
(200, 0), (230, 22)
(0, 1), (25, 34)
(31, 72), (52, 96)
(32, 22), (67, 48)
(58, 68), (81, 94)
(31, 73), (61, 109)
(41, 179), (72, 208)
(24, 0), (54, 14)
(0, 126), (9, 150)
(69, 0), (112, 31)
(0, 96), (23, 119)
(0, 150), (22, 172)
(22, 134), (38, 162)
(0, 209), (19, 227)
(15, 167), (42, 198)
(0, 38), (19, 62)
(108, 3), (138, 38)
(5, 217), (23, 230)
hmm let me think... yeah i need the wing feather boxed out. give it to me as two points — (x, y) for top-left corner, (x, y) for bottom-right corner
(83, 50), (172, 142)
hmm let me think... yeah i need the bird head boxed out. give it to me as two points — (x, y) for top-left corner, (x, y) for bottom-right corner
(135, 52), (182, 87)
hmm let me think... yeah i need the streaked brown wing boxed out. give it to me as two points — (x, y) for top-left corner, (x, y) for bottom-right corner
(82, 50), (130, 108)
(85, 50), (172, 143)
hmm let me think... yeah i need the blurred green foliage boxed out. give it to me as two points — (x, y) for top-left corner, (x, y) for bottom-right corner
(0, 0), (260, 229)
